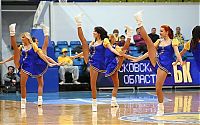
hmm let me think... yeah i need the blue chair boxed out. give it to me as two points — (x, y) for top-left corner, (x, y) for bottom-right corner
(73, 58), (84, 66)
(129, 46), (138, 51)
(51, 41), (55, 47)
(57, 44), (68, 50)
(131, 51), (142, 57)
(57, 41), (68, 46)
(79, 65), (84, 73)
(70, 41), (81, 46)
(185, 51), (193, 57)
(70, 45), (77, 49)
(55, 51), (61, 58)
(54, 46), (61, 52)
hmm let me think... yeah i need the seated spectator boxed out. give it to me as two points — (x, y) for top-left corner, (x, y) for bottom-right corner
(113, 29), (120, 43)
(133, 28), (147, 54)
(148, 28), (159, 43)
(3, 66), (20, 93)
(58, 48), (81, 85)
(174, 26), (184, 45)
(117, 35), (125, 47)
(72, 45), (82, 54)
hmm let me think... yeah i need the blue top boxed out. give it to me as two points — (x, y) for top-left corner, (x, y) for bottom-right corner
(153, 39), (179, 75)
(89, 42), (106, 73)
(19, 44), (48, 77)
(104, 44), (119, 77)
(191, 42), (200, 71)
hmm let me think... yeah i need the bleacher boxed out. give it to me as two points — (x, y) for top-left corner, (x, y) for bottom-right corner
(54, 40), (194, 63)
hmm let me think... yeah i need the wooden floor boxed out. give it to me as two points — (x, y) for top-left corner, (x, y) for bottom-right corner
(0, 90), (199, 125)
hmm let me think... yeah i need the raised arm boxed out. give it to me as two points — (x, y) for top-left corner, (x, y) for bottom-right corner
(172, 39), (183, 65)
(124, 52), (149, 62)
(103, 38), (122, 56)
(32, 42), (54, 67)
(109, 45), (122, 56)
(70, 52), (84, 60)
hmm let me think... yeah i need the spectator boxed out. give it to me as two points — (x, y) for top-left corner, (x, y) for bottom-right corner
(113, 29), (120, 43)
(148, 28), (159, 43)
(174, 27), (184, 45)
(72, 45), (82, 54)
(3, 66), (20, 92)
(58, 48), (80, 85)
(133, 28), (147, 54)
(117, 35), (125, 47)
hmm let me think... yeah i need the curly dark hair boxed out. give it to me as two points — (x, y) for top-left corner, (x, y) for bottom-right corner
(94, 26), (108, 41)
(191, 26), (200, 50)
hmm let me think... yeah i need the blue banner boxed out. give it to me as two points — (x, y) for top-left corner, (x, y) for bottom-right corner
(97, 59), (200, 87)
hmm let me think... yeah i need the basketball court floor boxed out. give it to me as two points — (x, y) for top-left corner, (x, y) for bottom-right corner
(0, 89), (199, 125)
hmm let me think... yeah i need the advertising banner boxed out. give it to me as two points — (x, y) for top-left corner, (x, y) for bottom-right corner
(97, 59), (200, 87)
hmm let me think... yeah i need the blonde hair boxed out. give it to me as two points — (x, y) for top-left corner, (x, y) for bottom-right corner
(20, 32), (33, 44)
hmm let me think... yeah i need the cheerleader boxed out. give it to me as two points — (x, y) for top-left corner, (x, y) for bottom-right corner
(103, 26), (133, 107)
(75, 14), (131, 111)
(132, 11), (183, 116)
(9, 23), (51, 108)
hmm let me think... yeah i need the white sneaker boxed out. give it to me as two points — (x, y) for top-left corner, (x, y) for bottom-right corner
(38, 96), (43, 106)
(73, 81), (81, 84)
(92, 102), (97, 112)
(59, 81), (64, 85)
(111, 100), (119, 107)
(156, 103), (164, 116)
(21, 98), (26, 109)
(134, 11), (143, 27)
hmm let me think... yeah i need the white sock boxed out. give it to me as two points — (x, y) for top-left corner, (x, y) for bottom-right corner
(21, 98), (26, 101)
(38, 96), (42, 100)
(158, 103), (164, 109)
(92, 99), (97, 103)
(111, 96), (116, 101)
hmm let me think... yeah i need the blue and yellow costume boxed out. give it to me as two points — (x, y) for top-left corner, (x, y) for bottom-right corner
(89, 41), (106, 72)
(184, 41), (200, 71)
(103, 38), (122, 77)
(153, 38), (179, 75)
(19, 42), (48, 77)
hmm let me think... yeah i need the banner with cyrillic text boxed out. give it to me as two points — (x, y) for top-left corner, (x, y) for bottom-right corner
(97, 59), (200, 87)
